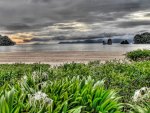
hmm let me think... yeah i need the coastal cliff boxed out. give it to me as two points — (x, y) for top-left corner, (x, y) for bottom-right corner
(0, 35), (16, 46)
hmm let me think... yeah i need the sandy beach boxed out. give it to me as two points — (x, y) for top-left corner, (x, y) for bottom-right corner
(0, 51), (125, 65)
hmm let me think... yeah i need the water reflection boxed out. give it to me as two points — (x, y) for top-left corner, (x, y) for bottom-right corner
(0, 44), (149, 53)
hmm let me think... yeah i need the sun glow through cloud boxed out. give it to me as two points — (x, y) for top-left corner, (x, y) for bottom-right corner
(9, 33), (33, 44)
(49, 22), (91, 32)
(128, 11), (150, 20)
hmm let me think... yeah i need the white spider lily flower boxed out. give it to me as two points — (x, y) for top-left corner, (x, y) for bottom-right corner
(38, 82), (47, 89)
(42, 72), (48, 79)
(133, 90), (142, 102)
(45, 97), (53, 104)
(22, 75), (27, 80)
(32, 71), (38, 80)
(133, 87), (150, 102)
(36, 91), (47, 98)
(32, 71), (37, 76)
(93, 80), (104, 89)
(32, 71), (48, 80)
(29, 91), (53, 105)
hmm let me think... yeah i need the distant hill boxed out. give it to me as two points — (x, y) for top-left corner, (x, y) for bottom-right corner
(134, 32), (150, 44)
(0, 35), (16, 46)
(59, 38), (133, 44)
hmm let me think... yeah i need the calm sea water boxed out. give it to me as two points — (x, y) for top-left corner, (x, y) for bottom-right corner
(0, 44), (149, 53)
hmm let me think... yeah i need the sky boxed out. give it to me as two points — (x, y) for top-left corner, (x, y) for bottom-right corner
(0, 0), (150, 44)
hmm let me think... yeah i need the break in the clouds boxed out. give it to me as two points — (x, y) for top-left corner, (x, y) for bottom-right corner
(0, 0), (150, 43)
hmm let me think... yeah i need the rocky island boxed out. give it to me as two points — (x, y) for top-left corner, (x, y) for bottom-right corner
(134, 32), (150, 44)
(0, 35), (16, 46)
(120, 40), (129, 44)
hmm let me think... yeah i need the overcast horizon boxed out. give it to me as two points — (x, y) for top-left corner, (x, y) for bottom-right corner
(0, 0), (150, 44)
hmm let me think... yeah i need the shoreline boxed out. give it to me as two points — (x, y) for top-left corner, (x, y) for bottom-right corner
(0, 51), (125, 65)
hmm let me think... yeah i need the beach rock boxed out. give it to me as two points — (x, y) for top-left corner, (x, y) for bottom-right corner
(107, 39), (112, 45)
(0, 35), (16, 46)
(102, 41), (106, 45)
(120, 40), (129, 44)
(134, 32), (150, 44)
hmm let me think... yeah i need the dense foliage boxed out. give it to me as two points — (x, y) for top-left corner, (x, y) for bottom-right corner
(0, 76), (123, 113)
(0, 35), (16, 46)
(0, 61), (149, 112)
(134, 32), (150, 44)
(126, 49), (150, 61)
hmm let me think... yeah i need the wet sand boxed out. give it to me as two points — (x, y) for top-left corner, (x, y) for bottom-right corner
(0, 51), (125, 65)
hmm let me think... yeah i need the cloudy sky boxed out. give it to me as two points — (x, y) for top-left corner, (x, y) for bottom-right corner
(0, 0), (150, 44)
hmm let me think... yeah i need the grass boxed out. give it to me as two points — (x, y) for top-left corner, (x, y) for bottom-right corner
(126, 49), (150, 61)
(0, 50), (150, 112)
(0, 60), (149, 112)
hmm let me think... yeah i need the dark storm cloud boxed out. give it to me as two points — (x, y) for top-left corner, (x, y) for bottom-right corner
(76, 12), (126, 23)
(118, 20), (150, 28)
(0, 0), (150, 43)
(22, 18), (37, 23)
(31, 0), (52, 3)
(5, 23), (31, 31)
(4, 22), (54, 31)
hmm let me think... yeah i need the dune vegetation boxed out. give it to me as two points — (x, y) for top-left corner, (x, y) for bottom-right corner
(126, 49), (150, 61)
(0, 50), (150, 113)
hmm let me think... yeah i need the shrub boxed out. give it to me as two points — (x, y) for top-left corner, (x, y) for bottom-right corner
(126, 49), (150, 61)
